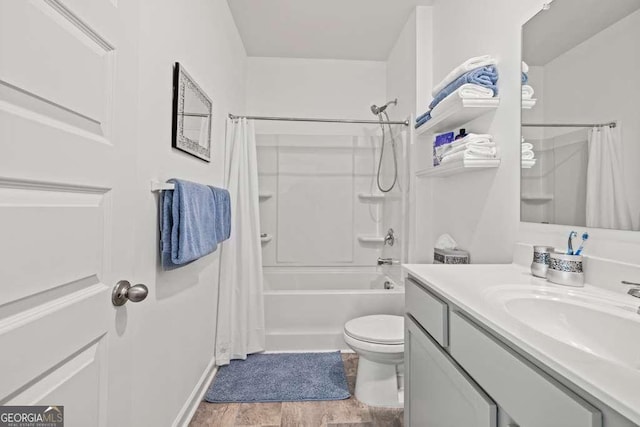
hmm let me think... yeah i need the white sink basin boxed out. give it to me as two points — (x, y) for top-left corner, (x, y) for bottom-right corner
(486, 286), (640, 370)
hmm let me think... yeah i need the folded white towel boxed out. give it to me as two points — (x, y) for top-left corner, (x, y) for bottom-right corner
(522, 85), (535, 100)
(522, 158), (537, 168)
(522, 61), (529, 73)
(438, 133), (493, 156)
(440, 147), (498, 164)
(431, 84), (495, 118)
(521, 150), (535, 160)
(521, 142), (533, 151)
(431, 55), (497, 97)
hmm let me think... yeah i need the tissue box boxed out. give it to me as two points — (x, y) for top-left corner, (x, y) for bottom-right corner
(434, 248), (470, 264)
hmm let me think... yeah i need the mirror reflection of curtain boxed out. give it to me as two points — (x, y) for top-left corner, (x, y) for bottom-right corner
(586, 126), (633, 230)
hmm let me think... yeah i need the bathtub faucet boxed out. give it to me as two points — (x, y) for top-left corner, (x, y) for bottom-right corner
(377, 257), (398, 266)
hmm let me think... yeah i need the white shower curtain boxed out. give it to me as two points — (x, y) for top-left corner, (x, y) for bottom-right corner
(216, 118), (265, 366)
(586, 125), (633, 230)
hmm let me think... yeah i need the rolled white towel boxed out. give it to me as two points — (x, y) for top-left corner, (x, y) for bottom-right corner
(521, 150), (535, 160)
(431, 84), (495, 119)
(522, 61), (529, 73)
(522, 85), (535, 100)
(432, 55), (497, 97)
(521, 142), (533, 151)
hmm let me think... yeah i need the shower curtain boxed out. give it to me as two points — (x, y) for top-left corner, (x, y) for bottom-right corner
(216, 118), (265, 365)
(586, 125), (633, 230)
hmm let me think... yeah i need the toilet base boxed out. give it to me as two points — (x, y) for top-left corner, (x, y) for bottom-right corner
(354, 357), (403, 408)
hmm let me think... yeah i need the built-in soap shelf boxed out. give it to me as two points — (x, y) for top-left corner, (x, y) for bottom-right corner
(260, 233), (272, 243)
(415, 98), (500, 136)
(358, 193), (385, 201)
(357, 235), (385, 244)
(259, 192), (273, 201)
(416, 158), (500, 178)
(521, 193), (554, 203)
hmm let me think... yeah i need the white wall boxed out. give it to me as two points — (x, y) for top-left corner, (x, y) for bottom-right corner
(385, 7), (432, 278)
(426, 0), (640, 265)
(409, 0), (545, 264)
(246, 57), (386, 135)
(133, 1), (246, 425)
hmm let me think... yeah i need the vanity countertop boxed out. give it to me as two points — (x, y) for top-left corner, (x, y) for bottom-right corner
(403, 263), (640, 425)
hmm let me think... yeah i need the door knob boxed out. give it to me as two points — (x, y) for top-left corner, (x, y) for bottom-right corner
(112, 280), (149, 306)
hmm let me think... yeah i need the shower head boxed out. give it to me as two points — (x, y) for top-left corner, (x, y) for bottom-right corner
(371, 98), (398, 116)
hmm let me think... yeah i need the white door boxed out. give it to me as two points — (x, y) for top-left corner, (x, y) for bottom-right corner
(0, 1), (141, 426)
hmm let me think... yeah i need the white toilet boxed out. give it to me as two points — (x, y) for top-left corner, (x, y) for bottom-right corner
(343, 314), (404, 408)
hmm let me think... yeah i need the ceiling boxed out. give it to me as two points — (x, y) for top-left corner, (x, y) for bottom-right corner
(227, 0), (434, 61)
(523, 0), (640, 65)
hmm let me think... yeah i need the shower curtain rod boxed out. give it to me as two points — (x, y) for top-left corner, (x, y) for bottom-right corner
(523, 122), (617, 128)
(228, 113), (410, 126)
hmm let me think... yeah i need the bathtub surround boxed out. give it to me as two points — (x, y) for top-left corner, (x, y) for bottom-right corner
(205, 352), (350, 403)
(216, 118), (265, 366)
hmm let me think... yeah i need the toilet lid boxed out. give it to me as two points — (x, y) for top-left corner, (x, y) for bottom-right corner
(344, 315), (404, 344)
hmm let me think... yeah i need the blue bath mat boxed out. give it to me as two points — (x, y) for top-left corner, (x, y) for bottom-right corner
(204, 352), (350, 403)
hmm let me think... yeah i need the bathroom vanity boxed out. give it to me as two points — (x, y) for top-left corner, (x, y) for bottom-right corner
(403, 263), (640, 427)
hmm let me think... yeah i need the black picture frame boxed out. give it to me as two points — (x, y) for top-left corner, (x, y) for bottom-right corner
(171, 62), (212, 162)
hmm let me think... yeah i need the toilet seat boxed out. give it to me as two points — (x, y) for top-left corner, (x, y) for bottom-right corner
(344, 315), (404, 345)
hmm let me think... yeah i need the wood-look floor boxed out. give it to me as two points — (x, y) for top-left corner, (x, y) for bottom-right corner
(189, 353), (403, 427)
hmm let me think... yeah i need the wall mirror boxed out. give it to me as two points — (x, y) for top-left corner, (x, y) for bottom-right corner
(521, 0), (640, 231)
(172, 62), (212, 162)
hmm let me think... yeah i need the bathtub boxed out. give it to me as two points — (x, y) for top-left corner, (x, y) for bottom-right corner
(263, 267), (405, 351)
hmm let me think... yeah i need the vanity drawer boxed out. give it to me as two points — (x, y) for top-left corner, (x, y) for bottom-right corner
(449, 311), (602, 427)
(406, 277), (448, 347)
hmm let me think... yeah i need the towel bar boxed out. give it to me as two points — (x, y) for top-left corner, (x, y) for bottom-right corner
(151, 180), (175, 192)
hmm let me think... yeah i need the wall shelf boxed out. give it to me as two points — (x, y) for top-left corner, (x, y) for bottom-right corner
(259, 192), (273, 201)
(357, 236), (385, 244)
(358, 193), (385, 201)
(415, 98), (500, 136)
(521, 194), (554, 203)
(416, 158), (501, 178)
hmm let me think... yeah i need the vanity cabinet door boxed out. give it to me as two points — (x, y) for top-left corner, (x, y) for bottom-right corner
(449, 311), (602, 427)
(405, 315), (497, 427)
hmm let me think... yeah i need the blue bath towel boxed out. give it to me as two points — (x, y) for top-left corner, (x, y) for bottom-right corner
(429, 65), (498, 110)
(161, 179), (231, 269)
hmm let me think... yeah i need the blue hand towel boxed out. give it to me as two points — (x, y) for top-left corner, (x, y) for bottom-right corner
(428, 65), (498, 110)
(521, 72), (528, 84)
(209, 186), (231, 243)
(161, 179), (230, 269)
